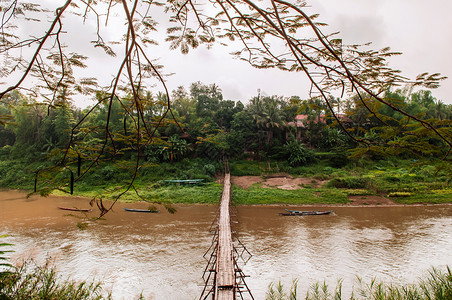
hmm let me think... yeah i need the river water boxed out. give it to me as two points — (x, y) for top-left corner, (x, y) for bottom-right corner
(1, 190), (452, 299)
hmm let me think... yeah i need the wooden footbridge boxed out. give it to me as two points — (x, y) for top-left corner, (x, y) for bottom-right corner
(200, 172), (254, 299)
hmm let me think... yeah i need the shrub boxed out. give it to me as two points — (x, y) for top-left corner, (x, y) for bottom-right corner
(283, 141), (316, 167)
(101, 166), (116, 180)
(327, 148), (351, 168)
(326, 177), (369, 189)
(203, 164), (216, 176)
(0, 145), (12, 158)
(345, 189), (374, 196)
(432, 189), (452, 195)
(388, 192), (413, 197)
(229, 160), (264, 176)
(419, 165), (437, 177)
(384, 175), (401, 182)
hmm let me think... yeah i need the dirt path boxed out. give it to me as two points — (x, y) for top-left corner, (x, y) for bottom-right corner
(230, 176), (263, 189)
(231, 175), (327, 190)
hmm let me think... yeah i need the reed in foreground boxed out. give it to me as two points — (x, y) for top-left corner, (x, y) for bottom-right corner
(0, 260), (111, 300)
(266, 267), (452, 300)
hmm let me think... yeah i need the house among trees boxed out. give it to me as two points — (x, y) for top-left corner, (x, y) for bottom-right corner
(288, 113), (352, 141)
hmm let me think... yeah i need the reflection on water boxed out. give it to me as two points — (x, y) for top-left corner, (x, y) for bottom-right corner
(1, 191), (452, 299)
(238, 206), (452, 298)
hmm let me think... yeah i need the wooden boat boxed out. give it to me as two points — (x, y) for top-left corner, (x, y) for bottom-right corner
(124, 208), (160, 213)
(58, 206), (92, 212)
(279, 209), (333, 216)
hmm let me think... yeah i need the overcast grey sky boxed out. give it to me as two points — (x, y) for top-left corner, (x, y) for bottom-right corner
(154, 0), (452, 105)
(5, 0), (452, 106)
(309, 0), (452, 102)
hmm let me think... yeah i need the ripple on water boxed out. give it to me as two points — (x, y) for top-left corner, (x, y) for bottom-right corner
(2, 193), (452, 299)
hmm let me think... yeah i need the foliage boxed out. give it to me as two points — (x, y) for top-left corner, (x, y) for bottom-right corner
(388, 192), (413, 197)
(140, 184), (223, 204)
(148, 135), (190, 163)
(230, 160), (269, 176)
(344, 189), (374, 196)
(0, 86), (450, 194)
(266, 280), (297, 300)
(1, 145), (451, 206)
(247, 95), (288, 149)
(266, 267), (452, 300)
(323, 148), (351, 168)
(75, 182), (223, 204)
(232, 185), (349, 205)
(0, 261), (111, 299)
(326, 177), (369, 189)
(283, 140), (316, 167)
(0, 235), (13, 282)
(390, 189), (452, 205)
(2, 86), (448, 170)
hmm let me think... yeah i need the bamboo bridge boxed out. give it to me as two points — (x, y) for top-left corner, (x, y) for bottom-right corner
(200, 172), (254, 299)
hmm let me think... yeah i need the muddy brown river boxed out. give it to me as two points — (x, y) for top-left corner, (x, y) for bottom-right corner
(1, 190), (452, 299)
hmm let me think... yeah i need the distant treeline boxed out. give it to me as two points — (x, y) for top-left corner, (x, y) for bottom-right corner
(0, 82), (451, 166)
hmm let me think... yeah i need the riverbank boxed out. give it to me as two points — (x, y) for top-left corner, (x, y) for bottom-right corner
(5, 176), (452, 207)
(66, 178), (452, 208)
(4, 188), (452, 214)
(4, 176), (452, 213)
(1, 158), (451, 206)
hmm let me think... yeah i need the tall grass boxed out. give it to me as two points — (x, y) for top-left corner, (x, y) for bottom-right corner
(267, 280), (298, 300)
(0, 235), (13, 272)
(266, 267), (452, 300)
(0, 260), (111, 300)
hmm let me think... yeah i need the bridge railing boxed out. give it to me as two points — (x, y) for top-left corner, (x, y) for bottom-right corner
(199, 171), (253, 300)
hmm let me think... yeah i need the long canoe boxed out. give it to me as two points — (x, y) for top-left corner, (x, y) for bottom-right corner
(58, 206), (92, 212)
(124, 208), (160, 213)
(279, 209), (333, 216)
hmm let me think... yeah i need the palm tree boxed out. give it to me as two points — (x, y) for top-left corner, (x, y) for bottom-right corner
(247, 94), (286, 146)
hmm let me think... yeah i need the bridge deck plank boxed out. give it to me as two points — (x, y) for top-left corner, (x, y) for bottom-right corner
(216, 173), (235, 297)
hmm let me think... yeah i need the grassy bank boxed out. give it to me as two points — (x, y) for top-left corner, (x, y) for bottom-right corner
(232, 186), (349, 205)
(0, 155), (451, 205)
(230, 158), (452, 205)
